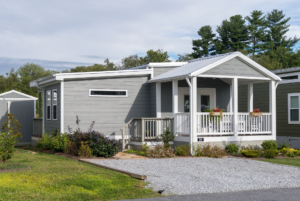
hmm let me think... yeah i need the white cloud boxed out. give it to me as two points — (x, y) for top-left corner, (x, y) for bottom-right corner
(0, 0), (299, 69)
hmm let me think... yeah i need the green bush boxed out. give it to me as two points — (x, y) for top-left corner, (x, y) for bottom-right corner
(161, 128), (174, 148)
(124, 149), (135, 154)
(78, 141), (93, 158)
(240, 149), (261, 158)
(36, 133), (69, 152)
(193, 143), (226, 158)
(261, 140), (278, 150)
(146, 145), (175, 158)
(287, 151), (295, 157)
(294, 150), (300, 156)
(225, 144), (239, 154)
(175, 145), (190, 156)
(263, 149), (279, 159)
(0, 114), (22, 163)
(278, 140), (289, 150)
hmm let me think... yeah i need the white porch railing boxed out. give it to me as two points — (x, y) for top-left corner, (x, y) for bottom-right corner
(174, 112), (272, 136)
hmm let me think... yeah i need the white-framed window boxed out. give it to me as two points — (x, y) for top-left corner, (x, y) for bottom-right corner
(279, 72), (300, 84)
(52, 89), (57, 120)
(89, 89), (128, 97)
(46, 90), (51, 120)
(288, 93), (300, 124)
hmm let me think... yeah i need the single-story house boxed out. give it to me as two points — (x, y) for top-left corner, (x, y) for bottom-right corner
(30, 52), (281, 151)
(0, 90), (37, 145)
(239, 66), (300, 149)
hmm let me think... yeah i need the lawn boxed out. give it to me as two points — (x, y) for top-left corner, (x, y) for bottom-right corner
(0, 149), (160, 201)
(261, 158), (300, 167)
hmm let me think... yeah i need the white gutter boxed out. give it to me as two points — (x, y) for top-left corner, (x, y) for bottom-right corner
(185, 76), (193, 155)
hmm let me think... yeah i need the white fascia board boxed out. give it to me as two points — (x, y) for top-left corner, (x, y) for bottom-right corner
(197, 74), (271, 80)
(0, 98), (38, 101)
(0, 90), (38, 100)
(148, 62), (187, 67)
(190, 52), (282, 81)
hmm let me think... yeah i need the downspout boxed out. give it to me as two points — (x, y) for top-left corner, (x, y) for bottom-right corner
(185, 76), (193, 155)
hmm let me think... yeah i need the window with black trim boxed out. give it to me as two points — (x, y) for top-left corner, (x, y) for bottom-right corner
(281, 75), (298, 80)
(89, 89), (127, 97)
(46, 90), (51, 120)
(52, 89), (57, 120)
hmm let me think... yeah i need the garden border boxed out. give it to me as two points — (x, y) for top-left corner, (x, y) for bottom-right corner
(79, 159), (147, 180)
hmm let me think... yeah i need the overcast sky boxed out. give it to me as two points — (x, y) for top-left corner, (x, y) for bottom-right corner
(0, 0), (299, 74)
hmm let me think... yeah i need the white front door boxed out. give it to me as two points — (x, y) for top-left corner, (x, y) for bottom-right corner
(178, 88), (216, 113)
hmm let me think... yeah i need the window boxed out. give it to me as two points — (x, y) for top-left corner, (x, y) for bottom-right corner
(46, 90), (51, 120)
(288, 93), (300, 124)
(281, 75), (298, 80)
(201, 95), (210, 112)
(52, 89), (57, 120)
(184, 95), (190, 112)
(89, 89), (127, 97)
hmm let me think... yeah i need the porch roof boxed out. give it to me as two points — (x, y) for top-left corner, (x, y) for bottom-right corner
(148, 52), (282, 83)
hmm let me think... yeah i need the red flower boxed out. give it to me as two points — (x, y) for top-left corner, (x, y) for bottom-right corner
(213, 108), (221, 112)
(253, 109), (260, 113)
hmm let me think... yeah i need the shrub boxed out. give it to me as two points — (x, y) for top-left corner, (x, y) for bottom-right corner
(225, 144), (239, 154)
(146, 145), (175, 158)
(78, 142), (93, 158)
(263, 149), (279, 159)
(175, 145), (190, 156)
(124, 149), (135, 154)
(0, 114), (22, 163)
(280, 147), (298, 157)
(36, 133), (69, 152)
(193, 143), (226, 158)
(240, 149), (261, 158)
(161, 128), (174, 148)
(278, 140), (289, 150)
(261, 140), (278, 150)
(294, 150), (300, 156)
(287, 151), (295, 157)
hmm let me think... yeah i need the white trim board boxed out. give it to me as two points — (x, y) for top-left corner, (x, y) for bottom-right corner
(277, 72), (300, 84)
(0, 90), (38, 100)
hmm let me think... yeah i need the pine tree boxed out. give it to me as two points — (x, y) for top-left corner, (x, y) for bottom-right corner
(215, 15), (249, 54)
(265, 9), (299, 51)
(246, 10), (267, 56)
(191, 25), (216, 58)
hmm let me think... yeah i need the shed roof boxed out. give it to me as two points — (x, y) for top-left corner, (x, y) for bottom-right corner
(272, 66), (300, 74)
(148, 52), (281, 83)
(0, 90), (38, 100)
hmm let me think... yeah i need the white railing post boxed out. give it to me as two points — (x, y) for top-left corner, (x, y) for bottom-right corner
(248, 83), (253, 112)
(232, 78), (238, 137)
(269, 81), (276, 139)
(192, 77), (197, 143)
(172, 80), (178, 134)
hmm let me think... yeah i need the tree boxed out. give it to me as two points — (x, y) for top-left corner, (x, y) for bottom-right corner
(176, 53), (194, 61)
(265, 9), (299, 51)
(121, 55), (145, 69)
(143, 49), (171, 63)
(246, 10), (267, 56)
(191, 25), (216, 58)
(215, 15), (249, 54)
(63, 58), (118, 73)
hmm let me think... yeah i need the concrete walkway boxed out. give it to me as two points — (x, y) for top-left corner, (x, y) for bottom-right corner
(121, 187), (300, 201)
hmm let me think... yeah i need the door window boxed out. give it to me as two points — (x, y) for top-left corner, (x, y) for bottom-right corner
(201, 95), (210, 112)
(184, 95), (190, 112)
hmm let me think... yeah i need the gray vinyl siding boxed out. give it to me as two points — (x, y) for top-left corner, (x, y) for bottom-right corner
(63, 76), (151, 138)
(150, 83), (156, 117)
(161, 82), (173, 118)
(238, 82), (300, 138)
(2, 92), (29, 98)
(0, 100), (34, 144)
(178, 78), (230, 111)
(203, 58), (267, 78)
(153, 67), (177, 77)
(44, 83), (61, 134)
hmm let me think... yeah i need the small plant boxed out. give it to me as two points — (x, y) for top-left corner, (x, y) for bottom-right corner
(225, 144), (239, 154)
(278, 140), (289, 150)
(124, 149), (135, 154)
(146, 145), (175, 158)
(193, 143), (226, 158)
(36, 133), (69, 152)
(78, 141), (93, 158)
(294, 150), (300, 156)
(263, 149), (279, 159)
(0, 114), (22, 163)
(161, 128), (174, 148)
(175, 145), (190, 156)
(240, 145), (262, 158)
(261, 140), (278, 150)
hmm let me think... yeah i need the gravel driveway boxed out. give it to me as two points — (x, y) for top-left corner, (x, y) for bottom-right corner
(89, 158), (300, 195)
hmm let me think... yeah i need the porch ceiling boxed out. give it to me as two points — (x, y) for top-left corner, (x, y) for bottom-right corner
(217, 77), (270, 85)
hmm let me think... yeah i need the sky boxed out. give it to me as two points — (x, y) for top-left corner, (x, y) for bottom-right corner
(0, 0), (299, 74)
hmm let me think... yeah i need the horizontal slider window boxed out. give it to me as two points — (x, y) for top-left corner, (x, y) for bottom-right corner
(89, 89), (127, 97)
(281, 75), (298, 80)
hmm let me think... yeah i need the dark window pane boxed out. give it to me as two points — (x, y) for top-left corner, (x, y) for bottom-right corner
(201, 95), (210, 112)
(53, 105), (57, 120)
(47, 106), (51, 119)
(90, 90), (126, 96)
(281, 75), (298, 80)
(184, 95), (190, 112)
(290, 109), (299, 121)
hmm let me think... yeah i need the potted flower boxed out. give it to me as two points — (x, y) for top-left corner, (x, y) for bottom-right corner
(204, 107), (224, 121)
(250, 108), (262, 117)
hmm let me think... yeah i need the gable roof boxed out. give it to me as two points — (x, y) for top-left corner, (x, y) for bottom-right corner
(148, 52), (281, 83)
(0, 90), (38, 100)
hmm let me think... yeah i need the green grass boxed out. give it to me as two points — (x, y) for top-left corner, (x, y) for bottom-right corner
(261, 158), (300, 167)
(0, 149), (159, 201)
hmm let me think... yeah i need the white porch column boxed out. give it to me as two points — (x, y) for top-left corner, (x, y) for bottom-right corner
(232, 78), (238, 137)
(269, 81), (276, 139)
(42, 89), (45, 135)
(172, 80), (178, 116)
(156, 82), (161, 118)
(38, 92), (42, 118)
(60, 81), (64, 133)
(191, 77), (197, 143)
(248, 83), (253, 112)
